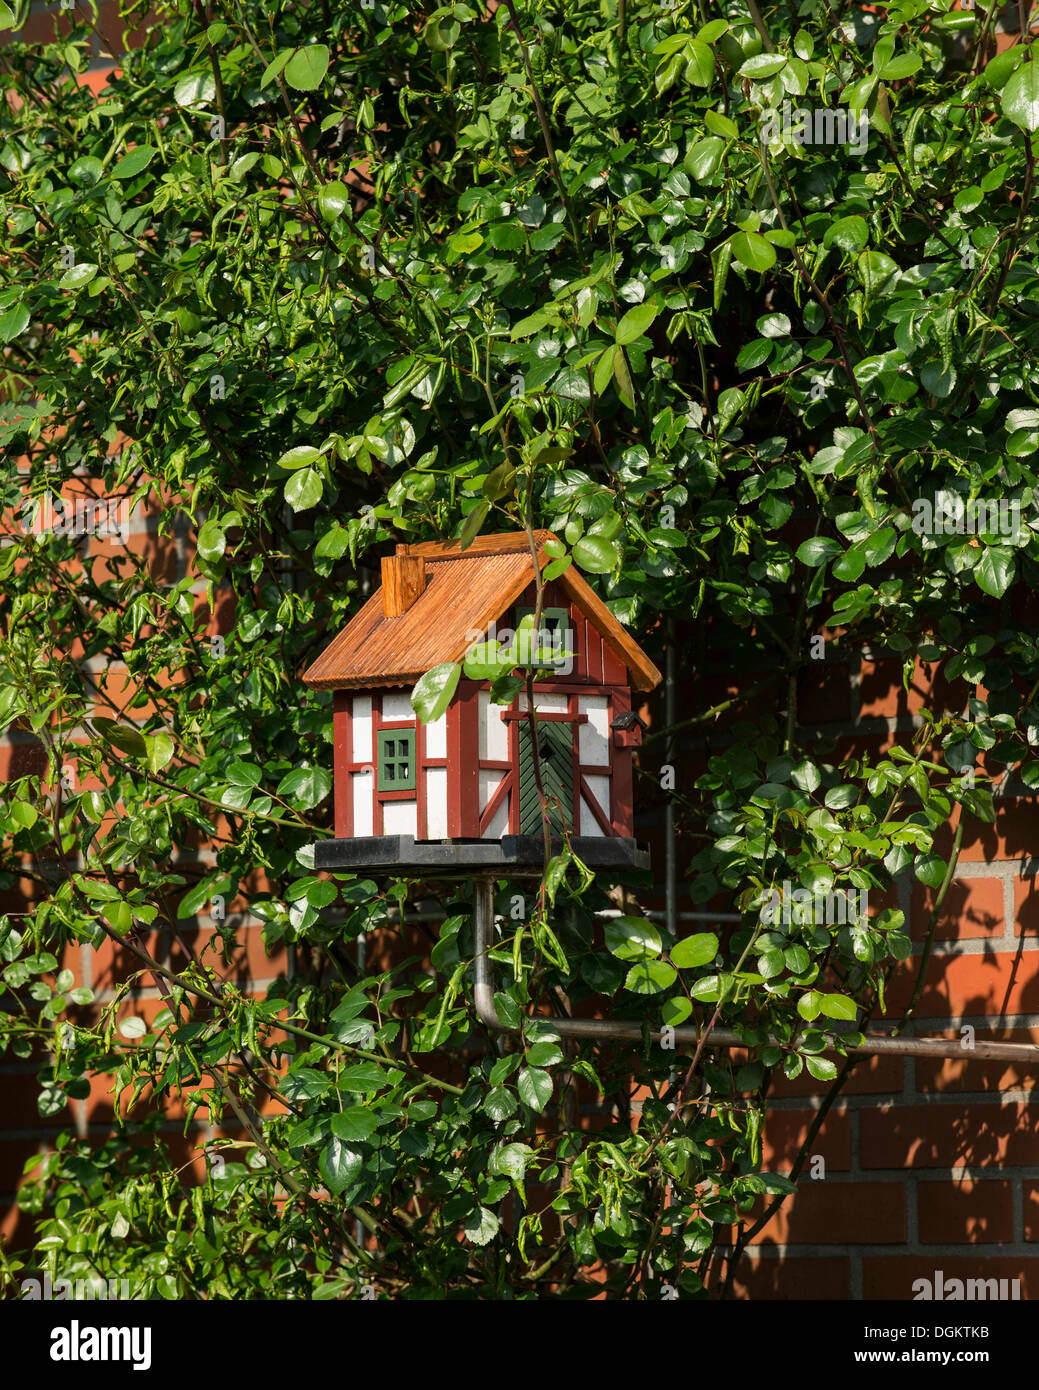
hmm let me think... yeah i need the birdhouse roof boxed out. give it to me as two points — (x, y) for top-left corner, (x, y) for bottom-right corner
(300, 531), (663, 692)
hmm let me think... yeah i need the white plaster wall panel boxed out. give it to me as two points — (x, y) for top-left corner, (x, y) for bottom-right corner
(479, 770), (505, 814)
(352, 695), (373, 761)
(581, 775), (611, 835)
(381, 692), (413, 722)
(518, 692), (568, 713)
(426, 711), (447, 759)
(382, 800), (418, 836)
(578, 695), (610, 765)
(482, 792), (510, 839)
(352, 769), (373, 836)
(479, 691), (510, 761)
(425, 767), (448, 839)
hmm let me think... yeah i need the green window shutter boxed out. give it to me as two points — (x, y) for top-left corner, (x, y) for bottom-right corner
(518, 720), (573, 835)
(377, 729), (416, 791)
(514, 607), (571, 670)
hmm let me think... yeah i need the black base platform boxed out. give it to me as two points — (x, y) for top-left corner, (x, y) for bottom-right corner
(312, 834), (651, 876)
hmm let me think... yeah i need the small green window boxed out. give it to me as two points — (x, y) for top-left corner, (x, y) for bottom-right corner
(377, 729), (415, 790)
(514, 607), (571, 670)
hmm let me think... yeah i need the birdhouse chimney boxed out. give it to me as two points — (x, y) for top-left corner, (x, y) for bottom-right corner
(381, 544), (426, 617)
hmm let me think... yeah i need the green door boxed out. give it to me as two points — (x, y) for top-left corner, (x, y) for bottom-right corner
(518, 719), (574, 835)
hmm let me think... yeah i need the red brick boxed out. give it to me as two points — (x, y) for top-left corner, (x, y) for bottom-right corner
(860, 1102), (1035, 1169)
(946, 799), (1039, 864)
(917, 1179), (1015, 1244)
(730, 1255), (850, 1300)
(884, 950), (1037, 1019)
(0, 1199), (37, 1254)
(0, 1138), (45, 1193)
(863, 1256), (1031, 1300)
(1014, 876), (1039, 940)
(763, 1108), (851, 1171)
(858, 654), (967, 722)
(797, 660), (851, 724)
(744, 1181), (905, 1245)
(0, 1069), (75, 1129)
(911, 876), (1004, 941)
(915, 1026), (1039, 1094)
(1024, 1181), (1039, 1240)
(769, 1050), (904, 1099)
(0, 739), (47, 781)
(170, 923), (289, 984)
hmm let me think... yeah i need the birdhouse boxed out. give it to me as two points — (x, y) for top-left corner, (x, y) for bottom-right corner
(301, 531), (662, 873)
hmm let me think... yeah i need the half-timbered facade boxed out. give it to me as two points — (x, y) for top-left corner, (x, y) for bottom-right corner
(301, 531), (662, 847)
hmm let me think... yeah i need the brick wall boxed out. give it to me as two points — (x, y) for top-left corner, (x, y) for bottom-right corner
(2, 1), (1037, 1300)
(634, 633), (1039, 1299)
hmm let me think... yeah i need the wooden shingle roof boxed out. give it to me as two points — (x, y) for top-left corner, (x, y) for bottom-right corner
(300, 531), (662, 692)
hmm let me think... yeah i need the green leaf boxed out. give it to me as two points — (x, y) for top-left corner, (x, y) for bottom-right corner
(730, 231), (776, 273)
(69, 155), (104, 186)
(612, 345), (634, 406)
(196, 519), (226, 561)
(260, 48), (293, 89)
(492, 1142), (531, 1181)
(661, 996), (692, 1026)
(112, 146), (158, 179)
(173, 72), (216, 108)
(805, 1054), (838, 1081)
(914, 853), (947, 889)
(411, 662), (461, 723)
(671, 931), (719, 969)
(1001, 60), (1039, 131)
(974, 546), (1014, 598)
(526, 1041), (564, 1067)
(484, 1086), (518, 1122)
(739, 54), (787, 79)
(879, 51), (922, 80)
(336, 1062), (387, 1092)
(318, 181), (349, 222)
(683, 39), (716, 87)
(624, 960), (677, 994)
(604, 915), (661, 961)
(797, 990), (822, 1021)
(284, 467), (323, 512)
(284, 44), (331, 92)
(517, 1066), (553, 1112)
(0, 304), (29, 343)
(463, 1205), (500, 1245)
(147, 731), (175, 774)
(573, 533), (620, 573)
(58, 263), (98, 290)
(277, 766), (332, 809)
(818, 993), (857, 1021)
(823, 215), (868, 255)
(985, 47), (1023, 91)
(92, 717), (148, 759)
(276, 444), (321, 469)
(796, 537), (840, 567)
(616, 301), (659, 346)
(684, 136), (727, 181)
(319, 1135), (363, 1195)
(459, 500), (489, 551)
(704, 110), (738, 139)
(330, 1107), (378, 1142)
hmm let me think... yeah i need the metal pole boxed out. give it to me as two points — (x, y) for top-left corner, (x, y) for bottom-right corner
(665, 623), (676, 941)
(470, 888), (1039, 1062)
(473, 877), (503, 1030)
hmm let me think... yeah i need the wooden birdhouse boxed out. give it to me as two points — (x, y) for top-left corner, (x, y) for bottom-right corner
(301, 531), (662, 872)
